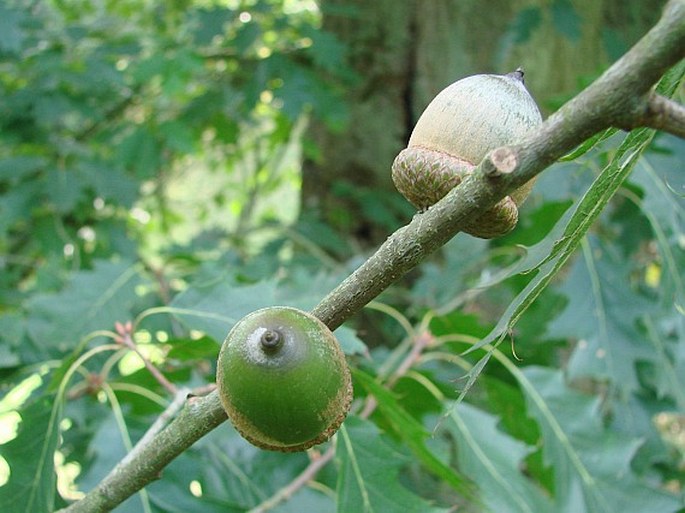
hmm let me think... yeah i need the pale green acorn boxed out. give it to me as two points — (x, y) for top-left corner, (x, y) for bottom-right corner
(392, 69), (542, 238)
(216, 306), (352, 452)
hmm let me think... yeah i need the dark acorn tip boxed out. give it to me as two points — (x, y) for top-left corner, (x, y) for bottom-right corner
(260, 329), (283, 351)
(507, 67), (525, 84)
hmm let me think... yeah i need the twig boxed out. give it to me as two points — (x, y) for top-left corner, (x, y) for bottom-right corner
(115, 321), (178, 396)
(58, 2), (685, 511)
(639, 93), (685, 138)
(145, 263), (185, 337)
(114, 384), (218, 475)
(482, 146), (518, 177)
(120, 388), (190, 467)
(248, 446), (336, 513)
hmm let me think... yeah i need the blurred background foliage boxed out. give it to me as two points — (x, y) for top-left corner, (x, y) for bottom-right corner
(0, 0), (683, 512)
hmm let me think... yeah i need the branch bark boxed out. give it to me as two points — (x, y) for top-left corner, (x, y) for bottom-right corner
(59, 1), (685, 511)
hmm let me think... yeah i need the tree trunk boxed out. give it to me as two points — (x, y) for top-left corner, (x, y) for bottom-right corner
(302, 0), (664, 249)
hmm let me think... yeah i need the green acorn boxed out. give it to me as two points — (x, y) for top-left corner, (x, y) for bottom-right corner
(392, 69), (542, 238)
(216, 306), (352, 452)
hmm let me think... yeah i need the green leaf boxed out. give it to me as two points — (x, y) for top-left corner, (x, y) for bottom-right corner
(631, 135), (685, 308)
(191, 8), (236, 46)
(0, 181), (42, 240)
(509, 7), (542, 44)
(0, 3), (26, 54)
(80, 160), (139, 208)
(115, 127), (161, 178)
(336, 416), (449, 513)
(447, 403), (554, 513)
(0, 155), (47, 183)
(169, 278), (278, 342)
(549, 237), (656, 393)
(166, 336), (221, 361)
(302, 26), (348, 74)
(0, 312), (23, 368)
(159, 120), (196, 154)
(610, 393), (678, 475)
(0, 395), (60, 513)
(74, 414), (145, 513)
(560, 128), (617, 161)
(551, 0), (581, 40)
(169, 272), (368, 355)
(147, 423), (313, 512)
(26, 260), (144, 359)
(517, 366), (681, 513)
(352, 369), (471, 496)
(411, 235), (489, 310)
(43, 167), (84, 213)
(335, 326), (369, 356)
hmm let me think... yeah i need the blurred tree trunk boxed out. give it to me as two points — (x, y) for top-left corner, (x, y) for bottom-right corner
(302, 0), (664, 250)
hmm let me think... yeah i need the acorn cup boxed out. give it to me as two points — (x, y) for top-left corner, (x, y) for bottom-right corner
(216, 306), (352, 452)
(392, 69), (543, 238)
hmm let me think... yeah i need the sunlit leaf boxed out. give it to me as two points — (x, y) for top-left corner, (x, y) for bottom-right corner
(0, 395), (60, 513)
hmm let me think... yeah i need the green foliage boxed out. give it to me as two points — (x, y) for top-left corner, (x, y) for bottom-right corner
(448, 402), (554, 513)
(0, 394), (61, 512)
(337, 416), (449, 513)
(26, 260), (146, 361)
(516, 366), (681, 513)
(1, 1), (684, 513)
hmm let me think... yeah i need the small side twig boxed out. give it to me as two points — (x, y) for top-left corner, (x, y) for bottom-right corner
(483, 147), (519, 177)
(640, 93), (685, 138)
(249, 446), (336, 513)
(114, 321), (177, 396)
